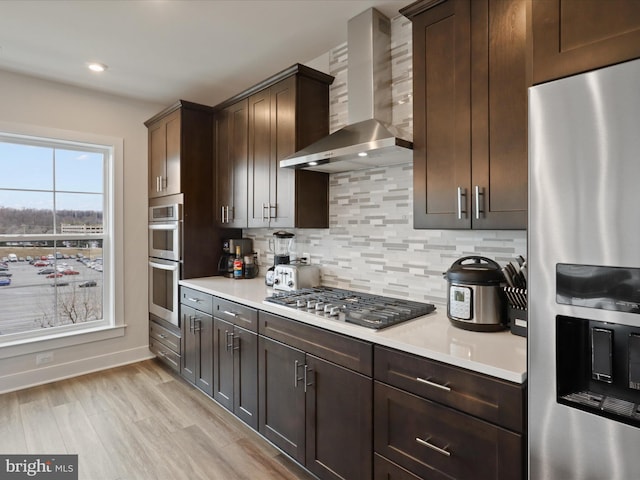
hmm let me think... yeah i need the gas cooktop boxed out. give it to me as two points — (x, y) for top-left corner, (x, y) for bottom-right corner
(265, 286), (436, 330)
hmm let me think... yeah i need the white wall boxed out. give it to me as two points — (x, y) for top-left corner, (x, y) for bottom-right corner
(0, 69), (165, 392)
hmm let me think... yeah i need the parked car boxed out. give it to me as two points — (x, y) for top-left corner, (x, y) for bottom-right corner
(26, 256), (33, 262)
(0, 272), (12, 277)
(38, 268), (56, 275)
(33, 260), (49, 267)
(0, 277), (11, 286)
(78, 280), (97, 288)
(7, 254), (18, 262)
(62, 269), (79, 275)
(46, 273), (64, 279)
(50, 281), (69, 287)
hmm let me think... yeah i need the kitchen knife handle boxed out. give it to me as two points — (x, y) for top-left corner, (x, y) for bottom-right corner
(416, 377), (451, 392)
(457, 187), (466, 219)
(416, 437), (451, 457)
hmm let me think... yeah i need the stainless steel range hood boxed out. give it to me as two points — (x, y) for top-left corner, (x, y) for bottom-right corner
(280, 8), (413, 173)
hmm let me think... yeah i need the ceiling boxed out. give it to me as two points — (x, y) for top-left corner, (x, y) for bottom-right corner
(0, 0), (410, 108)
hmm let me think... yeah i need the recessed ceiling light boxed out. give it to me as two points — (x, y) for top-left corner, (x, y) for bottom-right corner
(87, 62), (107, 73)
(358, 152), (368, 157)
(308, 161), (318, 166)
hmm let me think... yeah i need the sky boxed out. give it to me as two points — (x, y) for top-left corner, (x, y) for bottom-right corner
(0, 140), (104, 213)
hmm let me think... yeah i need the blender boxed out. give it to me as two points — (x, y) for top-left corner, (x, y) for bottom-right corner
(265, 231), (295, 286)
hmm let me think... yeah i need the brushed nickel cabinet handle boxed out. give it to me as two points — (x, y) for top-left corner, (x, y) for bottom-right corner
(416, 377), (451, 392)
(304, 364), (313, 393)
(475, 185), (484, 219)
(223, 310), (238, 318)
(457, 187), (466, 220)
(187, 297), (200, 303)
(294, 360), (304, 388)
(416, 437), (451, 457)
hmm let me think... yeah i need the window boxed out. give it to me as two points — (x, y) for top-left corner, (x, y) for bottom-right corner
(0, 131), (114, 345)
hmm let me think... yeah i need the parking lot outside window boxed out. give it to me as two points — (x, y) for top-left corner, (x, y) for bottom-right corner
(0, 132), (114, 344)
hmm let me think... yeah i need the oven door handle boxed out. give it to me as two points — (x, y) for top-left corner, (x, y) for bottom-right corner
(148, 223), (179, 231)
(148, 260), (179, 271)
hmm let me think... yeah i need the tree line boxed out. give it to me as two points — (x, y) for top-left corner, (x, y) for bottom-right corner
(0, 207), (102, 234)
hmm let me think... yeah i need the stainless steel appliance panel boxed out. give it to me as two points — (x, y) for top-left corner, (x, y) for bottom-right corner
(149, 257), (180, 327)
(529, 58), (640, 479)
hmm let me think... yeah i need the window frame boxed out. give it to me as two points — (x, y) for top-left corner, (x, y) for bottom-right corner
(0, 122), (125, 357)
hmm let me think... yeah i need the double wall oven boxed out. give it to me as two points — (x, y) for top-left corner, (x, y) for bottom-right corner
(148, 202), (182, 327)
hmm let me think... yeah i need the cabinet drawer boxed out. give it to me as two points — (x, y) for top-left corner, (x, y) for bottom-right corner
(180, 287), (213, 314)
(149, 338), (181, 373)
(149, 320), (181, 354)
(214, 297), (258, 332)
(374, 346), (524, 432)
(259, 311), (372, 376)
(374, 382), (522, 480)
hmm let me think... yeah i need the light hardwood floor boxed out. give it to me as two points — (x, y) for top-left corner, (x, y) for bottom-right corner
(0, 359), (316, 480)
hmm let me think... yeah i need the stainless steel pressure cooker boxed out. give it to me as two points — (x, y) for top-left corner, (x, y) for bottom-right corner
(444, 256), (507, 331)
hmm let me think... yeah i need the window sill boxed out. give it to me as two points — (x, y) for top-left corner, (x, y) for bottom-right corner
(0, 324), (127, 359)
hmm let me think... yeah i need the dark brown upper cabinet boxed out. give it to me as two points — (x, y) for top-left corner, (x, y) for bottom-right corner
(213, 64), (334, 230)
(214, 100), (249, 228)
(530, 0), (640, 85)
(403, 0), (527, 230)
(146, 101), (213, 199)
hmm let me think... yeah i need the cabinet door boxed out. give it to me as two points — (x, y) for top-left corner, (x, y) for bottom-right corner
(164, 110), (181, 196)
(194, 310), (213, 396)
(470, 0), (527, 229)
(531, 0), (640, 85)
(213, 317), (234, 410)
(247, 88), (272, 228)
(258, 336), (306, 464)
(181, 305), (197, 384)
(148, 121), (166, 198)
(215, 101), (248, 228)
(269, 76), (296, 228)
(412, 0), (472, 229)
(305, 355), (372, 480)
(233, 326), (258, 430)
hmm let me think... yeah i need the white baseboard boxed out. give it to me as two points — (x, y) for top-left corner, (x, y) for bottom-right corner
(0, 346), (155, 394)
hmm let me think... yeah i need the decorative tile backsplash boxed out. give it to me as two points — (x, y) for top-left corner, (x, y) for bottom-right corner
(243, 15), (526, 304)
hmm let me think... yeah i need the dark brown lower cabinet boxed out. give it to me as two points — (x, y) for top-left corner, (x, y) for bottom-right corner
(374, 382), (521, 480)
(374, 454), (422, 480)
(213, 317), (258, 429)
(259, 336), (306, 463)
(181, 304), (214, 396)
(305, 354), (372, 480)
(259, 336), (373, 480)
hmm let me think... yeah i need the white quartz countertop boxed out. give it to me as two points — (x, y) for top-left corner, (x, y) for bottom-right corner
(180, 277), (527, 384)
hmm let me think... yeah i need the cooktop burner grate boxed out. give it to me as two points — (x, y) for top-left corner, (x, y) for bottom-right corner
(265, 287), (436, 329)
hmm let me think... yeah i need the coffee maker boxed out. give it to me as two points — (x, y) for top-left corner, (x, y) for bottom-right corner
(218, 238), (253, 277)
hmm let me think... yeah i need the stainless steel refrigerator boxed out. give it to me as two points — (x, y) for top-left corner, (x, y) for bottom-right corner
(529, 59), (640, 478)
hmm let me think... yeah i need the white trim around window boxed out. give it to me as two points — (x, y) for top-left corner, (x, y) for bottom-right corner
(0, 120), (125, 357)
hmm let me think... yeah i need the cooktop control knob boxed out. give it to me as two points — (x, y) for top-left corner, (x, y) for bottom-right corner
(329, 306), (341, 316)
(296, 299), (306, 308)
(307, 300), (316, 309)
(323, 304), (334, 313)
(288, 281), (294, 288)
(315, 302), (325, 311)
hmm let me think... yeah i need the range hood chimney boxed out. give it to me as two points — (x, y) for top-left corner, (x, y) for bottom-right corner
(280, 8), (413, 173)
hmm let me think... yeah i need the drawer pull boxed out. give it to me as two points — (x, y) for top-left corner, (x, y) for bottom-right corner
(416, 377), (451, 392)
(223, 310), (238, 318)
(416, 437), (451, 457)
(158, 333), (167, 339)
(187, 297), (201, 303)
